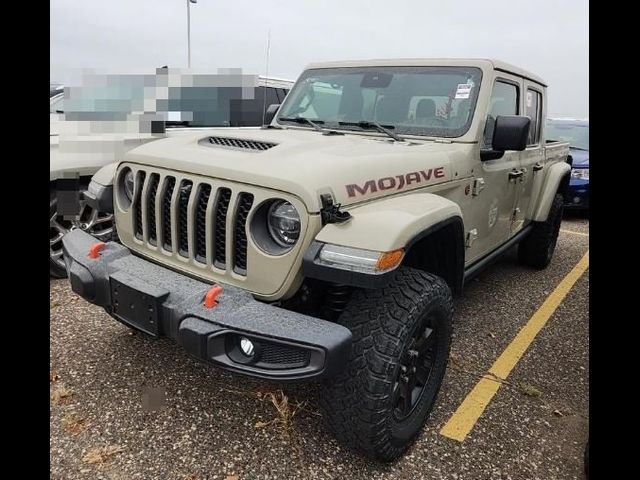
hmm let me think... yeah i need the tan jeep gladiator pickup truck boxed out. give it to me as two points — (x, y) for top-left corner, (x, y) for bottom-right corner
(61, 58), (571, 461)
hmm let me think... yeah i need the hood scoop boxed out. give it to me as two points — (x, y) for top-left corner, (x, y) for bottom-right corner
(198, 136), (277, 152)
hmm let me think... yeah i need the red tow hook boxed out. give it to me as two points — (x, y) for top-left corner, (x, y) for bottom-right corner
(88, 242), (106, 259)
(204, 285), (223, 309)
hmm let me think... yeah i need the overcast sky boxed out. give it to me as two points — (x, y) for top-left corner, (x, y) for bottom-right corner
(51, 0), (588, 117)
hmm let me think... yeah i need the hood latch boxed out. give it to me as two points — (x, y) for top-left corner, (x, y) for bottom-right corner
(320, 194), (352, 225)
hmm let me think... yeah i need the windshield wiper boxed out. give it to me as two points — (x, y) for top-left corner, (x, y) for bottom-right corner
(278, 116), (326, 133)
(338, 121), (404, 142)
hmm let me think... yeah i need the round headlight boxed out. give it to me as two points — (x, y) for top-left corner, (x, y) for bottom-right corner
(267, 201), (300, 247)
(123, 169), (135, 201)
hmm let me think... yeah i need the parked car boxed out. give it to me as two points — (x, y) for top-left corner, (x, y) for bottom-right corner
(545, 118), (589, 211)
(50, 76), (293, 278)
(62, 58), (570, 461)
(50, 83), (64, 98)
(50, 84), (65, 135)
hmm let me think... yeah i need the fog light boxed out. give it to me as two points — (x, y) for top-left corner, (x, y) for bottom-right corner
(239, 337), (255, 357)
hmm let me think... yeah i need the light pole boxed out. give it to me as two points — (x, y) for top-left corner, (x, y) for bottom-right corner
(187, 0), (197, 68)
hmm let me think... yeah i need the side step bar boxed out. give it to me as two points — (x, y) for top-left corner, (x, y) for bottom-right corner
(463, 225), (533, 284)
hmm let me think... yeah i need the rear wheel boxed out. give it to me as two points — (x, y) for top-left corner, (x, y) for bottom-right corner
(49, 184), (115, 278)
(322, 267), (453, 461)
(518, 193), (564, 269)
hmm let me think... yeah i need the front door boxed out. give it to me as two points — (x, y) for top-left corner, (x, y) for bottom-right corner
(464, 75), (524, 264)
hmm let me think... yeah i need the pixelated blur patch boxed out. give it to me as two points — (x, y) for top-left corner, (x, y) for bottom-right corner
(52, 67), (292, 135)
(56, 177), (81, 217)
(141, 386), (167, 412)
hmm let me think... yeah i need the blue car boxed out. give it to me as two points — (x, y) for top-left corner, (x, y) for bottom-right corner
(546, 118), (589, 211)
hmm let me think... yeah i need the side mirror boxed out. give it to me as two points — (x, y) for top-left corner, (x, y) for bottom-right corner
(492, 115), (530, 151)
(264, 104), (280, 125)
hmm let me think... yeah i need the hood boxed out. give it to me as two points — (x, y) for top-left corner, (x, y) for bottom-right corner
(50, 132), (162, 181)
(49, 123), (261, 181)
(124, 128), (473, 212)
(50, 114), (63, 137)
(570, 147), (589, 168)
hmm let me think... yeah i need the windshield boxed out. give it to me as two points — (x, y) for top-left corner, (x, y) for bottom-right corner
(277, 66), (483, 138)
(546, 121), (589, 150)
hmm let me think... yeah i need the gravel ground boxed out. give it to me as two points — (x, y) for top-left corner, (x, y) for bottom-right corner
(50, 217), (589, 480)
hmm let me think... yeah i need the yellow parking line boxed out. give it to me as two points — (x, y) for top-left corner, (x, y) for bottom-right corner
(440, 251), (589, 442)
(560, 229), (589, 237)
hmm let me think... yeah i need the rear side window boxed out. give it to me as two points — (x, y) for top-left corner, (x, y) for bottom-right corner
(526, 89), (542, 145)
(483, 81), (519, 147)
(265, 87), (279, 110)
(276, 88), (288, 102)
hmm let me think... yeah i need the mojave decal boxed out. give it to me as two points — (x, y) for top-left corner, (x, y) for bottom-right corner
(346, 167), (446, 198)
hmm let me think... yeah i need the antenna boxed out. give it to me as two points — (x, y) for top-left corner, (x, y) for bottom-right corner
(261, 28), (271, 126)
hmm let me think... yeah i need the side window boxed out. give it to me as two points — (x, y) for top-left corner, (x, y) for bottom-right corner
(276, 88), (288, 102)
(264, 87), (279, 112)
(525, 89), (542, 145)
(483, 81), (519, 148)
(229, 86), (265, 126)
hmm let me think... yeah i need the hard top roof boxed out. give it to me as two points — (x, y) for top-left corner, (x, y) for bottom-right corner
(303, 58), (546, 86)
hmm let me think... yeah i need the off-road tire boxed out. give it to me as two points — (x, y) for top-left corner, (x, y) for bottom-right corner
(518, 193), (564, 269)
(50, 182), (115, 278)
(322, 267), (453, 461)
(50, 189), (69, 278)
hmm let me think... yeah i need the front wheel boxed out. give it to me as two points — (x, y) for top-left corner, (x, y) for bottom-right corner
(50, 185), (115, 278)
(322, 267), (453, 461)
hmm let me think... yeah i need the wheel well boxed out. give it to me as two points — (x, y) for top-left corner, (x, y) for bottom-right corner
(402, 218), (465, 295)
(558, 173), (571, 196)
(51, 176), (93, 190)
(558, 155), (573, 196)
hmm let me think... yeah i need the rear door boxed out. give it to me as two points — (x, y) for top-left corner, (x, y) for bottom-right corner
(516, 82), (545, 225)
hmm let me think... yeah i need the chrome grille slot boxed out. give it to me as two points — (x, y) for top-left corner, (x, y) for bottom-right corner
(214, 188), (232, 268)
(133, 171), (146, 240)
(146, 174), (160, 245)
(177, 180), (193, 257)
(233, 193), (254, 274)
(194, 184), (212, 263)
(161, 177), (176, 250)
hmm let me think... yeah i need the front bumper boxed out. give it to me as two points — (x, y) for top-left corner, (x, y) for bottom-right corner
(62, 229), (352, 381)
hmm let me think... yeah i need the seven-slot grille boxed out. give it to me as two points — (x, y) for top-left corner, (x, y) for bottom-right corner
(131, 170), (255, 275)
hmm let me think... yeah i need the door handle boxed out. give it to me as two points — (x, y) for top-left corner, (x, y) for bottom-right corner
(533, 163), (544, 172)
(508, 169), (524, 180)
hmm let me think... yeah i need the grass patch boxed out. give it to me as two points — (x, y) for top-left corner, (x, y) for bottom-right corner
(63, 412), (89, 435)
(82, 445), (125, 465)
(51, 383), (73, 405)
(518, 381), (542, 397)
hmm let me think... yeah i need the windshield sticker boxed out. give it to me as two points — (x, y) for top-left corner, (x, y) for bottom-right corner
(455, 83), (472, 99)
